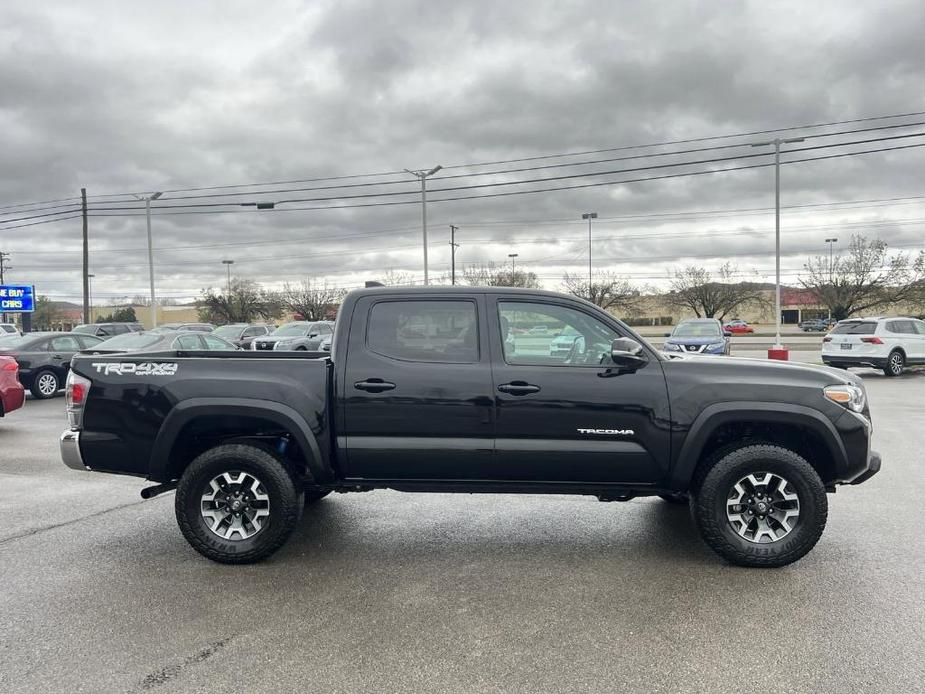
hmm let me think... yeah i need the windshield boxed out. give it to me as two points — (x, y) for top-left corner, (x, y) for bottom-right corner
(94, 332), (163, 349)
(831, 321), (877, 335)
(673, 322), (721, 337)
(72, 324), (96, 334)
(272, 323), (310, 336)
(213, 326), (242, 338)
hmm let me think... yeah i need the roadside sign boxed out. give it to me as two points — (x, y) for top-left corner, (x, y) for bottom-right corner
(0, 285), (36, 312)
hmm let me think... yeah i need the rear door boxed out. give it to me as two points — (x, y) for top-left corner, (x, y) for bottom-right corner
(341, 295), (495, 480)
(48, 335), (83, 379)
(489, 297), (671, 484)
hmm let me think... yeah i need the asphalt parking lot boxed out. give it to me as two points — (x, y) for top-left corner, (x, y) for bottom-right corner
(1, 363), (924, 693)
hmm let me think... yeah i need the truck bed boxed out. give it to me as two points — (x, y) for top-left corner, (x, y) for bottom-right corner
(70, 349), (333, 481)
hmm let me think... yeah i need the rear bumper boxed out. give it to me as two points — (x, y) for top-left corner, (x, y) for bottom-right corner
(60, 430), (91, 471)
(822, 355), (888, 369)
(0, 383), (25, 415)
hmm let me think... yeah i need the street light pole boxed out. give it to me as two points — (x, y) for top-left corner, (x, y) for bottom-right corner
(133, 191), (163, 328)
(405, 165), (443, 285)
(508, 253), (519, 279)
(581, 212), (598, 292)
(222, 260), (234, 295)
(825, 237), (838, 279)
(751, 138), (803, 351)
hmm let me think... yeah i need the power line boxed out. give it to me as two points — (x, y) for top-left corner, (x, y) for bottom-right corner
(5, 109), (925, 213)
(72, 131), (925, 217)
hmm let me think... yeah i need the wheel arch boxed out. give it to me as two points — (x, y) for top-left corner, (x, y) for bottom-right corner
(148, 398), (328, 484)
(669, 402), (849, 489)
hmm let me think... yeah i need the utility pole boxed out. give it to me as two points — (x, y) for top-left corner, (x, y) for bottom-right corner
(87, 274), (95, 321)
(404, 165), (443, 285)
(81, 188), (89, 324)
(449, 225), (459, 285)
(133, 192), (163, 327)
(582, 212), (598, 293)
(0, 251), (9, 323)
(751, 137), (803, 355)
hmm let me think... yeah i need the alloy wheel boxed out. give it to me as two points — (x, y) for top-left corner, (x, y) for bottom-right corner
(37, 373), (58, 396)
(200, 471), (271, 540)
(726, 472), (800, 544)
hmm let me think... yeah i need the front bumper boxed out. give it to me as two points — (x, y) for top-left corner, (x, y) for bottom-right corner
(60, 430), (91, 471)
(850, 451), (881, 485)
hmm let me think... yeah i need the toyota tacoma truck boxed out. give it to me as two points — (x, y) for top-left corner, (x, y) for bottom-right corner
(60, 287), (880, 567)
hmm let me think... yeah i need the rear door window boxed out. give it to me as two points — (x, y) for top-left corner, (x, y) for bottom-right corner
(175, 334), (204, 350)
(50, 336), (81, 351)
(367, 300), (478, 363)
(831, 322), (877, 335)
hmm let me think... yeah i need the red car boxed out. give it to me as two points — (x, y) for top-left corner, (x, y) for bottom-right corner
(723, 320), (755, 334)
(0, 355), (25, 417)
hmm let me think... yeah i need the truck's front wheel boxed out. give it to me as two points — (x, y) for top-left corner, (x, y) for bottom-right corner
(175, 444), (303, 564)
(691, 445), (827, 568)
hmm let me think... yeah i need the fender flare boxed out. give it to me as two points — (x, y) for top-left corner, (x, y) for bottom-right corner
(148, 397), (326, 483)
(668, 402), (849, 488)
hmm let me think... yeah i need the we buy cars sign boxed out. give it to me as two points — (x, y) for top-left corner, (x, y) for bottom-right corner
(0, 285), (36, 312)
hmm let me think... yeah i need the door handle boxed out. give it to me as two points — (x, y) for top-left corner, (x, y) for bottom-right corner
(497, 381), (541, 395)
(52, 354), (63, 360)
(354, 378), (396, 393)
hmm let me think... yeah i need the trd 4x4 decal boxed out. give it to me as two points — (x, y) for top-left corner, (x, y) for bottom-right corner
(91, 362), (178, 376)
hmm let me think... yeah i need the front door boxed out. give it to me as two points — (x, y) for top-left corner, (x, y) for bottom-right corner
(490, 297), (671, 484)
(341, 295), (495, 480)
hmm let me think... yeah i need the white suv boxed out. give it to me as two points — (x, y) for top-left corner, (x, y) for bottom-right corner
(822, 316), (925, 376)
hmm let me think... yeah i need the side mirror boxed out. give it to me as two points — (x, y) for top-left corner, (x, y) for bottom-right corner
(723, 331), (732, 337)
(663, 332), (672, 337)
(309, 333), (318, 338)
(610, 337), (647, 369)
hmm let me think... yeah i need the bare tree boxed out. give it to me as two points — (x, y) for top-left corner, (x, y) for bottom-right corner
(800, 234), (925, 321)
(278, 279), (345, 321)
(375, 270), (416, 286)
(463, 261), (540, 288)
(198, 278), (280, 324)
(562, 272), (646, 314)
(664, 263), (768, 320)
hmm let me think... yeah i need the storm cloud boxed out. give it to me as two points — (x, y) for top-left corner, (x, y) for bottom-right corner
(2, 0), (924, 303)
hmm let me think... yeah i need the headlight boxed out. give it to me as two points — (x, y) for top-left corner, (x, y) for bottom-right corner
(707, 342), (726, 350)
(824, 384), (866, 413)
(663, 343), (681, 351)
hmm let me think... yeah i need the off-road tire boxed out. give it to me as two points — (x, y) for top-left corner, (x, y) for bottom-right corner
(657, 492), (689, 505)
(884, 350), (904, 377)
(304, 490), (331, 506)
(690, 444), (827, 568)
(175, 444), (303, 564)
(30, 369), (60, 399)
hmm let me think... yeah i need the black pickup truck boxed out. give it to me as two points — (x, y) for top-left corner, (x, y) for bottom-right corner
(60, 287), (880, 567)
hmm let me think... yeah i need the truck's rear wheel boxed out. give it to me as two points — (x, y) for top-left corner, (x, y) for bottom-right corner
(691, 444), (827, 568)
(175, 444), (303, 564)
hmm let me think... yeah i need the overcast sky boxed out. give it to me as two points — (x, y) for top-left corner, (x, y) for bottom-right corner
(2, 0), (925, 304)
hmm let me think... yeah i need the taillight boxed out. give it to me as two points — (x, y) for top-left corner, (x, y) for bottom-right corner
(822, 336), (832, 343)
(860, 337), (883, 344)
(1, 360), (17, 371)
(65, 371), (92, 430)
